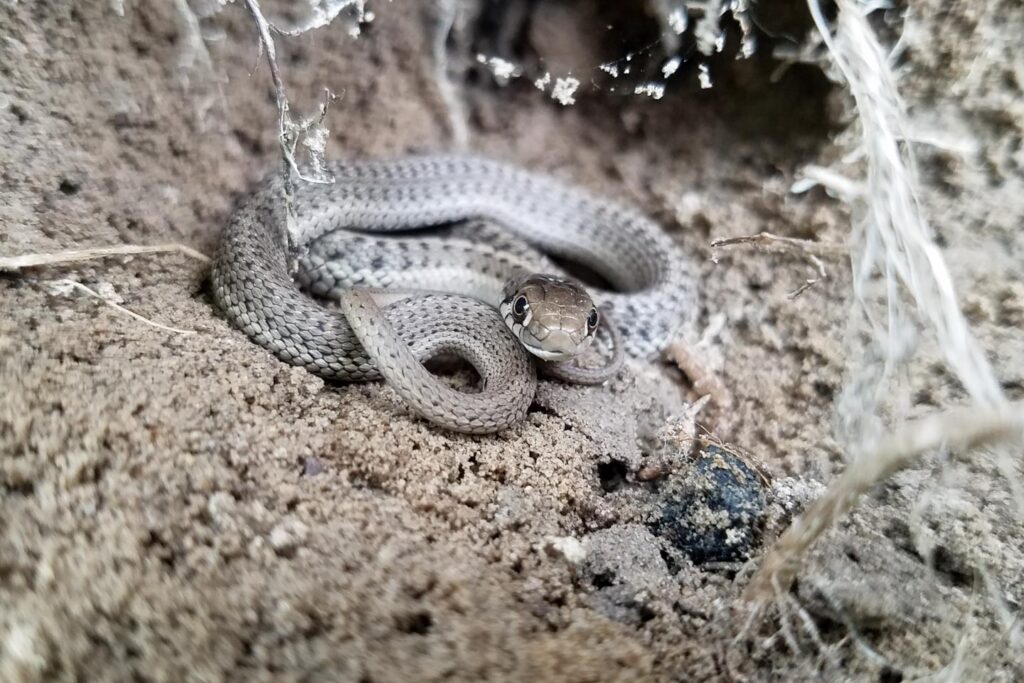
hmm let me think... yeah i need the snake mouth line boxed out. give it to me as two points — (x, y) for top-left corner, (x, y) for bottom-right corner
(518, 332), (598, 363)
(502, 309), (580, 362)
(520, 342), (576, 363)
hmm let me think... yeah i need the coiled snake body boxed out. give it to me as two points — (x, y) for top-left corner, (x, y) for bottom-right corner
(212, 156), (697, 433)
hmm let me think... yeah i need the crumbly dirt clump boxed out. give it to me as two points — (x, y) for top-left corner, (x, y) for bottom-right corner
(1, 1), (1022, 681)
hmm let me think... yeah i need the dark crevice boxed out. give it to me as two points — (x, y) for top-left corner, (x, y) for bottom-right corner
(395, 610), (434, 635)
(930, 546), (976, 589)
(879, 666), (904, 683)
(527, 403), (561, 419)
(10, 103), (29, 124)
(591, 570), (616, 589)
(58, 178), (80, 195)
(467, 0), (838, 158)
(597, 458), (629, 493)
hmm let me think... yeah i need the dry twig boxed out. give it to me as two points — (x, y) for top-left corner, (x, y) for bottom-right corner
(710, 231), (846, 260)
(242, 0), (335, 185)
(664, 313), (732, 409)
(711, 231), (846, 299)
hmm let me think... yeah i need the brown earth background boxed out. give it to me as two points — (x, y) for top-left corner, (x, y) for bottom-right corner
(1, 1), (1022, 681)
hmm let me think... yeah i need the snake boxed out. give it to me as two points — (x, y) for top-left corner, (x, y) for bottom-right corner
(211, 156), (698, 434)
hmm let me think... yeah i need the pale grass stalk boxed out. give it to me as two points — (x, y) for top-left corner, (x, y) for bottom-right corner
(0, 244), (210, 272)
(746, 0), (1020, 615)
(48, 279), (196, 335)
(433, 0), (469, 148)
(745, 402), (1024, 602)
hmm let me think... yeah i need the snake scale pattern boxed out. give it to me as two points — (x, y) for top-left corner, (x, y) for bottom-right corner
(212, 156), (698, 433)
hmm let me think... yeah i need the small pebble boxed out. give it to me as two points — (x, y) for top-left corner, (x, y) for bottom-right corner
(269, 519), (308, 557)
(302, 457), (324, 476)
(543, 536), (587, 565)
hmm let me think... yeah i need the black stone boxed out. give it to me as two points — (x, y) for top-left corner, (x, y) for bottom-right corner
(648, 444), (766, 566)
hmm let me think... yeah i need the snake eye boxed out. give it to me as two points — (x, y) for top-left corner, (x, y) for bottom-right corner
(512, 294), (530, 320)
(587, 307), (599, 330)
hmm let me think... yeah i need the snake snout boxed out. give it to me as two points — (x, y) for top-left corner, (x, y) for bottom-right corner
(500, 273), (599, 362)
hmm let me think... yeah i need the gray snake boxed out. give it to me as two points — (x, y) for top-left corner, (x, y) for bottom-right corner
(211, 156), (697, 433)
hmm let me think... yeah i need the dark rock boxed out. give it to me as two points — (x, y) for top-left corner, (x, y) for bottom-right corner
(648, 444), (767, 566)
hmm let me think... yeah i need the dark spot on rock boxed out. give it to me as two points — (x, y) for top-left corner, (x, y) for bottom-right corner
(59, 178), (80, 195)
(232, 126), (264, 155)
(10, 103), (29, 124)
(930, 545), (975, 588)
(812, 380), (834, 400)
(597, 458), (629, 493)
(526, 402), (560, 419)
(3, 478), (36, 497)
(636, 603), (657, 624)
(107, 112), (156, 130)
(879, 666), (904, 683)
(648, 444), (767, 566)
(395, 610), (433, 635)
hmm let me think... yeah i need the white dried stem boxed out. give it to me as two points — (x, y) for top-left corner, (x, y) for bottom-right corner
(173, 0), (214, 78)
(745, 402), (1024, 603)
(791, 164), (866, 202)
(771, 574), (804, 655)
(784, 591), (838, 668)
(810, 0), (1003, 409)
(0, 244), (210, 272)
(981, 567), (1023, 650)
(47, 279), (196, 335)
(433, 0), (469, 148)
(274, 0), (369, 37)
(172, 0), (226, 128)
(242, 0), (334, 185)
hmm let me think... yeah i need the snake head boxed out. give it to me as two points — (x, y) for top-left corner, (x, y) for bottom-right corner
(499, 274), (600, 361)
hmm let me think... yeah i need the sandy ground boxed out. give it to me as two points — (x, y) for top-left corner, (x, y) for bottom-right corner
(1, 1), (1022, 681)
